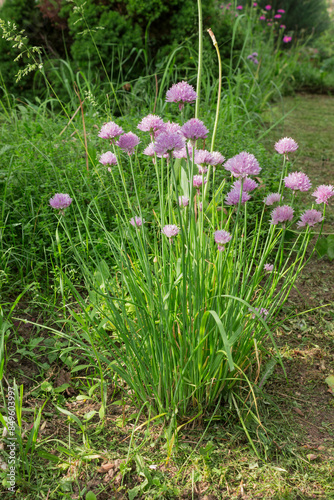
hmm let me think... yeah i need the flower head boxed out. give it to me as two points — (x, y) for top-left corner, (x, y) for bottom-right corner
(162, 224), (180, 238)
(270, 205), (294, 225)
(98, 121), (124, 141)
(283, 35), (292, 43)
(236, 5), (243, 9)
(181, 118), (209, 142)
(274, 14), (282, 18)
(224, 152), (261, 178)
(137, 114), (164, 134)
(263, 193), (282, 205)
(156, 121), (182, 137)
(116, 132), (140, 155)
(284, 171), (311, 192)
(277, 9), (285, 13)
(312, 184), (334, 205)
(233, 178), (258, 192)
(211, 151), (226, 165)
(154, 132), (185, 156)
(225, 188), (251, 206)
(166, 81), (198, 110)
(249, 307), (269, 319)
(130, 216), (145, 227)
(193, 175), (207, 188)
(265, 4), (271, 10)
(264, 263), (274, 272)
(195, 149), (214, 166)
(99, 151), (117, 166)
(259, 15), (266, 20)
(214, 229), (232, 251)
(280, 24), (286, 29)
(297, 209), (323, 228)
(275, 137), (298, 154)
(49, 193), (72, 212)
(179, 196), (189, 207)
(143, 142), (156, 157)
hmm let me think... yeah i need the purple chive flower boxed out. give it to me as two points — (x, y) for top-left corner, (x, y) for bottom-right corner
(130, 216), (145, 227)
(99, 151), (117, 166)
(137, 114), (165, 134)
(211, 151), (226, 165)
(253, 2), (258, 6)
(283, 35), (292, 43)
(214, 229), (232, 251)
(264, 263), (274, 272)
(162, 224), (180, 238)
(179, 196), (189, 207)
(173, 141), (195, 159)
(154, 132), (185, 156)
(277, 9), (285, 13)
(249, 307), (269, 319)
(193, 175), (207, 188)
(143, 142), (155, 157)
(265, 4), (272, 10)
(270, 205), (294, 225)
(312, 185), (334, 205)
(275, 137), (298, 155)
(166, 81), (198, 110)
(225, 188), (251, 206)
(236, 5), (243, 9)
(181, 118), (209, 143)
(233, 178), (258, 192)
(263, 193), (282, 205)
(116, 132), (140, 155)
(224, 152), (261, 178)
(49, 193), (72, 212)
(156, 121), (182, 138)
(274, 14), (282, 18)
(284, 172), (311, 192)
(98, 121), (124, 141)
(195, 149), (214, 166)
(297, 209), (323, 228)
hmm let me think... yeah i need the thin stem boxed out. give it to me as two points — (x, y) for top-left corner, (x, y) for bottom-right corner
(195, 0), (203, 119)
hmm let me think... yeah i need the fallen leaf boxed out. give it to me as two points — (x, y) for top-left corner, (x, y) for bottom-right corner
(97, 463), (114, 473)
(307, 454), (318, 461)
(318, 446), (325, 451)
(325, 375), (334, 395)
(293, 408), (304, 417)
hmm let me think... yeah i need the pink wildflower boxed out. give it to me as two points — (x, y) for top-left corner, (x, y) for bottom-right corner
(225, 188), (251, 206)
(173, 141), (195, 159)
(236, 5), (243, 9)
(166, 81), (198, 110)
(277, 9), (285, 13)
(284, 172), (311, 192)
(214, 229), (232, 251)
(211, 151), (225, 165)
(265, 5), (272, 10)
(297, 209), (323, 228)
(193, 175), (207, 188)
(154, 132), (185, 156)
(99, 151), (117, 166)
(162, 225), (180, 238)
(179, 196), (189, 207)
(233, 178), (258, 192)
(98, 121), (123, 141)
(275, 137), (298, 155)
(263, 193), (282, 206)
(312, 185), (334, 205)
(130, 216), (144, 227)
(49, 193), (72, 212)
(224, 152), (261, 178)
(249, 307), (269, 319)
(280, 24), (286, 29)
(264, 263), (274, 272)
(116, 132), (140, 155)
(274, 14), (282, 18)
(195, 149), (214, 166)
(283, 35), (292, 43)
(155, 121), (182, 138)
(270, 205), (294, 225)
(259, 15), (266, 20)
(253, 2), (258, 6)
(137, 114), (164, 134)
(181, 118), (209, 142)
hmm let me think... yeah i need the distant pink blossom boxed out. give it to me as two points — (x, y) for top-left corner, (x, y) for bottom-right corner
(154, 132), (185, 156)
(166, 81), (198, 110)
(270, 205), (294, 225)
(193, 175), (207, 188)
(253, 2), (258, 6)
(263, 193), (282, 206)
(179, 196), (189, 207)
(225, 188), (251, 206)
(162, 224), (180, 238)
(297, 209), (323, 228)
(312, 185), (334, 205)
(98, 121), (124, 141)
(116, 132), (140, 155)
(280, 25), (286, 29)
(195, 149), (215, 166)
(264, 263), (274, 272)
(275, 137), (298, 155)
(211, 151), (226, 165)
(283, 35), (292, 43)
(249, 307), (269, 319)
(49, 193), (72, 212)
(259, 15), (266, 20)
(214, 229), (232, 251)
(277, 9), (285, 13)
(224, 152), (261, 178)
(284, 172), (311, 192)
(274, 14), (282, 18)
(99, 151), (117, 166)
(236, 5), (243, 9)
(155, 121), (182, 138)
(137, 114), (164, 134)
(233, 178), (258, 192)
(181, 118), (209, 142)
(265, 5), (272, 10)
(130, 216), (144, 227)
